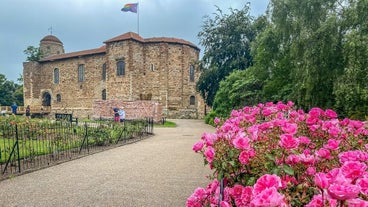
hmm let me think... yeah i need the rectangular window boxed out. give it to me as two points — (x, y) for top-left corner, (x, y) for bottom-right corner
(54, 68), (59, 84)
(189, 65), (195, 82)
(78, 64), (85, 82)
(102, 63), (106, 81)
(117, 61), (125, 76)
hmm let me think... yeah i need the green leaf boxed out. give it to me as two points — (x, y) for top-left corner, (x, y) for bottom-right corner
(246, 177), (256, 186)
(283, 164), (294, 175)
(265, 153), (275, 161)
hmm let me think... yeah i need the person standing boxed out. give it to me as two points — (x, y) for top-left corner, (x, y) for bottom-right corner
(113, 108), (119, 122)
(26, 105), (31, 118)
(11, 103), (17, 115)
(118, 107), (126, 123)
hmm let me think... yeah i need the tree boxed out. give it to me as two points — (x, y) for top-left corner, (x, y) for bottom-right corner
(252, 0), (346, 111)
(212, 68), (263, 118)
(333, 0), (368, 119)
(197, 3), (257, 106)
(0, 74), (22, 106)
(24, 46), (42, 61)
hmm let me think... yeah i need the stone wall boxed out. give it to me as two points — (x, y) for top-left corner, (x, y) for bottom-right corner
(23, 33), (206, 119)
(92, 100), (162, 123)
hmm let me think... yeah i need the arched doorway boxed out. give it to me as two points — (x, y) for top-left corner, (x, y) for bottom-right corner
(42, 92), (52, 106)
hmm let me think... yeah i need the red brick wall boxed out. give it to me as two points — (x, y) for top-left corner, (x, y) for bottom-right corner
(92, 100), (162, 122)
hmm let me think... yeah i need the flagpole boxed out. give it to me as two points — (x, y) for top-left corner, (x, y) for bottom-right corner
(137, 2), (139, 35)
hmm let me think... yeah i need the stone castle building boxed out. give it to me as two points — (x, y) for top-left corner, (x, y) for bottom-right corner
(23, 32), (205, 120)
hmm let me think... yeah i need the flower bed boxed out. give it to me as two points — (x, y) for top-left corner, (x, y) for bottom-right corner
(188, 101), (368, 206)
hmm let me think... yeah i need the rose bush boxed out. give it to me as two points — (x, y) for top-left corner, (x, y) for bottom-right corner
(187, 101), (368, 206)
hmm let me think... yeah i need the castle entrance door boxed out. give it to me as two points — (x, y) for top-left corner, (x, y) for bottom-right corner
(42, 92), (51, 106)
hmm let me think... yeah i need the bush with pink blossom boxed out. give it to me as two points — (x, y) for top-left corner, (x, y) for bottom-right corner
(187, 101), (368, 206)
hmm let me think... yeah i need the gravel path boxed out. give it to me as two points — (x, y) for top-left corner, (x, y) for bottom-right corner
(0, 119), (214, 207)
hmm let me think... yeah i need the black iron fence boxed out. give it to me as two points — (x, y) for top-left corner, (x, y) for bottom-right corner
(0, 118), (154, 180)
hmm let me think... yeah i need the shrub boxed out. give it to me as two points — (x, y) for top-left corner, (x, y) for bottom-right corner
(188, 101), (368, 206)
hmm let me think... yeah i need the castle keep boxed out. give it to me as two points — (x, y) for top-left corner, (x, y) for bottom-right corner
(23, 32), (205, 120)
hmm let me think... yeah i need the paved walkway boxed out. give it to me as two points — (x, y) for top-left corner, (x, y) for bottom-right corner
(0, 119), (214, 207)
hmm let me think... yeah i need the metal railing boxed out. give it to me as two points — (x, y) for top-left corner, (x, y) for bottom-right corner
(0, 117), (154, 180)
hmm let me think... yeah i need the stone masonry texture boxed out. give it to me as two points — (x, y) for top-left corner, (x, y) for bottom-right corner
(23, 32), (206, 120)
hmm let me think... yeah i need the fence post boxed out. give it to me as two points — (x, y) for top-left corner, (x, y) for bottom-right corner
(218, 178), (224, 206)
(16, 125), (21, 173)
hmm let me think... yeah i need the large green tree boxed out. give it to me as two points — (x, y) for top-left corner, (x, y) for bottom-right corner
(0, 74), (23, 106)
(334, 0), (368, 119)
(196, 4), (257, 107)
(254, 0), (345, 110)
(202, 0), (368, 120)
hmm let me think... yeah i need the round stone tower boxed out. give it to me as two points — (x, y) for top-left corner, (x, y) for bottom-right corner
(39, 35), (64, 57)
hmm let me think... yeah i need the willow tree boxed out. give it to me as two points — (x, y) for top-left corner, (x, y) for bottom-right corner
(196, 3), (256, 107)
(334, 0), (368, 119)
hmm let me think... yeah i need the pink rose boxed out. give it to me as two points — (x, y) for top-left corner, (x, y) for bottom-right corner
(240, 186), (253, 203)
(339, 151), (362, 163)
(298, 136), (311, 144)
(232, 135), (250, 150)
(309, 107), (324, 118)
(314, 172), (329, 189)
(298, 153), (317, 165)
(341, 161), (367, 180)
(323, 139), (340, 150)
(305, 195), (323, 207)
(214, 117), (220, 125)
(306, 167), (316, 176)
(356, 177), (368, 196)
(328, 126), (341, 137)
(262, 108), (273, 116)
(325, 109), (338, 118)
(279, 134), (299, 149)
(281, 123), (298, 134)
(230, 184), (243, 198)
(253, 174), (282, 194)
(315, 148), (332, 160)
(347, 198), (368, 207)
(204, 146), (215, 163)
(202, 132), (216, 146)
(220, 201), (231, 207)
(192, 141), (204, 152)
(328, 183), (360, 200)
(250, 187), (285, 207)
(239, 151), (250, 165)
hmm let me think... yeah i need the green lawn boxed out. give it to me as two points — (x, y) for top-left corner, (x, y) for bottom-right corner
(154, 120), (176, 127)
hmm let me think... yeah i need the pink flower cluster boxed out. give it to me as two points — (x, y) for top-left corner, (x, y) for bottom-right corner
(188, 101), (368, 206)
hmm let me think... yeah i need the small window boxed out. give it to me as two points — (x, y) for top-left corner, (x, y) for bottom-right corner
(150, 64), (154, 71)
(102, 89), (106, 100)
(117, 61), (125, 76)
(102, 63), (106, 81)
(54, 68), (59, 84)
(190, 96), (195, 106)
(189, 64), (195, 82)
(78, 64), (85, 82)
(56, 94), (61, 102)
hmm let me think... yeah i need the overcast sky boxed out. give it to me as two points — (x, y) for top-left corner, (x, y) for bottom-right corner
(0, 0), (269, 82)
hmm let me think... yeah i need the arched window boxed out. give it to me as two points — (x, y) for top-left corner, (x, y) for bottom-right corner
(56, 94), (61, 102)
(54, 68), (59, 84)
(117, 61), (125, 76)
(102, 63), (106, 81)
(189, 64), (195, 82)
(78, 64), (85, 82)
(150, 64), (155, 71)
(102, 89), (106, 100)
(190, 96), (195, 106)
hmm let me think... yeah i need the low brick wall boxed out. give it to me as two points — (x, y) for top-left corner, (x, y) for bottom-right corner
(92, 100), (162, 123)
